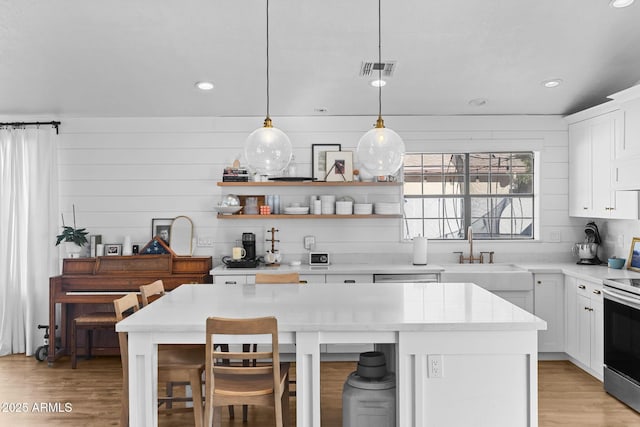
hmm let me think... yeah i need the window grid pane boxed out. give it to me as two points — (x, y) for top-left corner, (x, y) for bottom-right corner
(403, 151), (534, 241)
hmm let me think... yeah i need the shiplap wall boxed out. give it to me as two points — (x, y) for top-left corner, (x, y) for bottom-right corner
(57, 115), (582, 267)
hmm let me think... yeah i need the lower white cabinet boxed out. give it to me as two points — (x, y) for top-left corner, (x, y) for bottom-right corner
(493, 291), (534, 314)
(564, 275), (603, 378)
(213, 275), (249, 285)
(533, 274), (565, 353)
(328, 274), (374, 284)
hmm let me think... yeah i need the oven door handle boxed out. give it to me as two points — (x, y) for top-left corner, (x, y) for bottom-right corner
(603, 287), (640, 308)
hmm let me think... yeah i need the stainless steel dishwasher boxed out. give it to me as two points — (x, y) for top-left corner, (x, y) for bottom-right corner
(373, 273), (440, 283)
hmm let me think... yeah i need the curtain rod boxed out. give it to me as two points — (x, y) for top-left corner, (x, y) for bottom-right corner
(0, 121), (61, 134)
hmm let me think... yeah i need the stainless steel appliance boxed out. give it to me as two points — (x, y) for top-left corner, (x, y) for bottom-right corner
(373, 273), (439, 283)
(602, 278), (640, 412)
(574, 222), (603, 265)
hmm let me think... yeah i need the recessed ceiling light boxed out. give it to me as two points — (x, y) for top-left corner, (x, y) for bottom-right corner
(195, 81), (214, 91)
(469, 98), (488, 107)
(370, 79), (386, 87)
(542, 79), (563, 88)
(610, 0), (635, 8)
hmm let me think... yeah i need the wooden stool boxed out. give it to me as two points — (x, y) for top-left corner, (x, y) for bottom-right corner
(71, 312), (117, 369)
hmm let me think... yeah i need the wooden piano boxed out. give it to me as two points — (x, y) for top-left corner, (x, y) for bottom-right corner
(48, 254), (212, 365)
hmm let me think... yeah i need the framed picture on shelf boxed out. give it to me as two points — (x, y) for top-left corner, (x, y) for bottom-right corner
(104, 244), (122, 256)
(324, 150), (354, 181)
(151, 218), (174, 244)
(627, 237), (640, 272)
(311, 143), (341, 181)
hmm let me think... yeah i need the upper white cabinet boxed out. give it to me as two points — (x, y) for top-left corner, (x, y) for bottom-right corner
(609, 85), (640, 190)
(567, 109), (638, 219)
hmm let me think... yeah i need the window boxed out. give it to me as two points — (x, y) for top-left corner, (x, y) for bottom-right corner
(403, 152), (534, 240)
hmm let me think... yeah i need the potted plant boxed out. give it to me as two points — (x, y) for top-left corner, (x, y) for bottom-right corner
(55, 205), (88, 258)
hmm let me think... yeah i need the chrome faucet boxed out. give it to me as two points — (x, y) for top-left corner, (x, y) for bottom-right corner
(454, 226), (493, 264)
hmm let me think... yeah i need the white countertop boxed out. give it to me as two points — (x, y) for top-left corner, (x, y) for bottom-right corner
(117, 282), (546, 333)
(212, 263), (444, 275)
(212, 261), (640, 284)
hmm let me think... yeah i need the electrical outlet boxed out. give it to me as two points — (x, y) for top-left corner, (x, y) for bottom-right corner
(617, 234), (625, 248)
(428, 354), (444, 378)
(304, 235), (316, 250)
(196, 236), (214, 247)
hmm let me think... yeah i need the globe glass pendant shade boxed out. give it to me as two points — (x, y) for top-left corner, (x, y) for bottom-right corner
(245, 121), (292, 175)
(356, 123), (405, 176)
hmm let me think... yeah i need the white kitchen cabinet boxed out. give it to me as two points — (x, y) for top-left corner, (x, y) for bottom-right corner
(299, 274), (325, 284)
(328, 274), (374, 284)
(568, 119), (593, 217)
(534, 274), (564, 353)
(564, 275), (603, 379)
(493, 291), (534, 313)
(605, 84), (640, 190)
(568, 110), (638, 219)
(214, 275), (250, 285)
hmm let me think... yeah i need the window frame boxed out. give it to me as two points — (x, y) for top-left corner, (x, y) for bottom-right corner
(402, 151), (535, 241)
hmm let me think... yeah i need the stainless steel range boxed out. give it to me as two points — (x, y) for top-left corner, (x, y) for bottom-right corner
(602, 277), (640, 412)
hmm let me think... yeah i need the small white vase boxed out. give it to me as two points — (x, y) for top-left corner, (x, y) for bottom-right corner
(62, 242), (82, 258)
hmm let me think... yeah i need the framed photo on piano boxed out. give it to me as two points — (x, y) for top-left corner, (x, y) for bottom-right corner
(104, 243), (122, 256)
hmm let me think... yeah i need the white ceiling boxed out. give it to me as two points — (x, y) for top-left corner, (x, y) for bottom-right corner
(2, 0), (640, 118)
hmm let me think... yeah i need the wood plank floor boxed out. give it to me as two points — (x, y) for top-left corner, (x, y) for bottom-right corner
(1, 355), (639, 426)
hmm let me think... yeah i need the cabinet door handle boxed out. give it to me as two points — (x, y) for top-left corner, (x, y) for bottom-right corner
(344, 280), (356, 283)
(593, 290), (601, 295)
(537, 281), (542, 284)
(225, 281), (237, 285)
(578, 285), (586, 290)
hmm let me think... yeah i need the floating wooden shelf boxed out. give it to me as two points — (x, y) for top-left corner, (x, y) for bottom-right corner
(216, 214), (402, 219)
(217, 181), (401, 187)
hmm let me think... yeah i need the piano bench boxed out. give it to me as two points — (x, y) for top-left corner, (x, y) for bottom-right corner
(71, 312), (117, 369)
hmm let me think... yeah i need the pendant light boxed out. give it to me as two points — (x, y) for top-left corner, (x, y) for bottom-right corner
(244, 0), (292, 175)
(356, 0), (405, 176)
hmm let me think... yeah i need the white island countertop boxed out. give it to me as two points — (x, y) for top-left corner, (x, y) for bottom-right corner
(119, 282), (546, 333)
(118, 282), (545, 427)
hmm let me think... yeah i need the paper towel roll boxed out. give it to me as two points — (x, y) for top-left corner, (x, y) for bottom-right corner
(413, 236), (428, 265)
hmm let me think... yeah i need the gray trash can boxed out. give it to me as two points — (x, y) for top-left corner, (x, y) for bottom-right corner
(342, 371), (396, 427)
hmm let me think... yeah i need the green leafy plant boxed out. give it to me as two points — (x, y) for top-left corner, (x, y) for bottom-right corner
(55, 205), (88, 247)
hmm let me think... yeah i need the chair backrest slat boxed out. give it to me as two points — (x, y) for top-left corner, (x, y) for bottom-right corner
(255, 272), (300, 284)
(139, 279), (165, 306)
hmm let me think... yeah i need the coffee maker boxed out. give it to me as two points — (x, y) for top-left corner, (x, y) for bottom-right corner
(574, 222), (602, 265)
(242, 232), (257, 261)
(222, 232), (259, 268)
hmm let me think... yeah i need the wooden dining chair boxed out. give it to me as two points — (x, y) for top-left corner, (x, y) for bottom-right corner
(254, 272), (302, 400)
(139, 280), (235, 419)
(254, 272), (301, 284)
(139, 279), (165, 306)
(204, 316), (291, 427)
(114, 293), (205, 427)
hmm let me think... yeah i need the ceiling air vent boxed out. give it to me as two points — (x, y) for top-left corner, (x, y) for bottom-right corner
(360, 61), (396, 77)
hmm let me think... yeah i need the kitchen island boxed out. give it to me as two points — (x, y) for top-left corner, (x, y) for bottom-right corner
(117, 282), (546, 427)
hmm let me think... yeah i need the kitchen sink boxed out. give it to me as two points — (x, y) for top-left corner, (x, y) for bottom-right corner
(440, 263), (532, 291)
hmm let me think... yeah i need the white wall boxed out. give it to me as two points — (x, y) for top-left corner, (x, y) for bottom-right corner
(57, 115), (581, 269)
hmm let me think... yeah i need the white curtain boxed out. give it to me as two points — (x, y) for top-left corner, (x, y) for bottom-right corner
(0, 126), (59, 356)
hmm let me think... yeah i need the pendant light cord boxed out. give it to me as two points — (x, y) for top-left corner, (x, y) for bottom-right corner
(377, 0), (382, 119)
(266, 0), (271, 120)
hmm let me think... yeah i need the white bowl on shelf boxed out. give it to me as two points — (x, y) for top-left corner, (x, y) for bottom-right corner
(215, 205), (243, 215)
